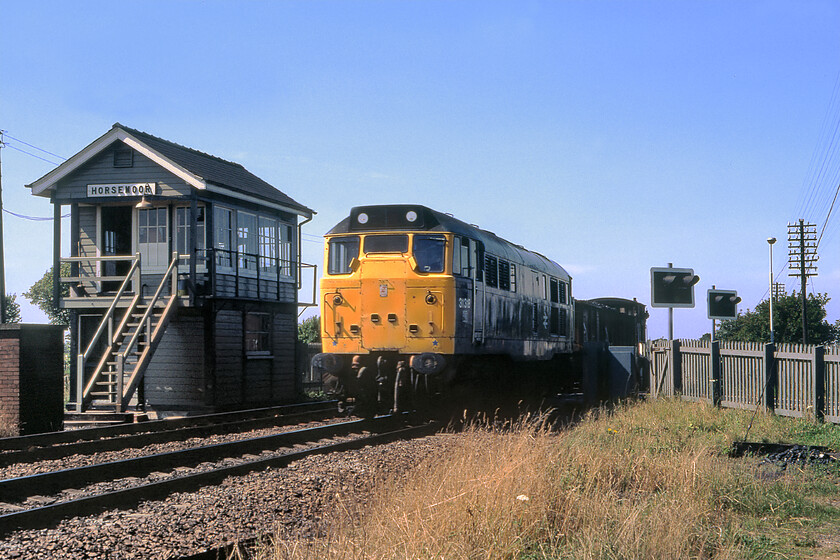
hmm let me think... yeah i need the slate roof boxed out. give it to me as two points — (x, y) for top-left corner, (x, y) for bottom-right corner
(114, 124), (313, 216)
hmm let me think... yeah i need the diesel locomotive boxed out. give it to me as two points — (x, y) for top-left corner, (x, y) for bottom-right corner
(312, 204), (585, 414)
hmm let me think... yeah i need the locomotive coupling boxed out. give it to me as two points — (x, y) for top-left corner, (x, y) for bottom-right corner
(410, 352), (446, 375)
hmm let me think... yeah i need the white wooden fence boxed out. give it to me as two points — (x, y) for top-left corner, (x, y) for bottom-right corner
(647, 340), (840, 424)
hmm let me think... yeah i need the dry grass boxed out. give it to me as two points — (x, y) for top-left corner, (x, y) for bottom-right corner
(0, 408), (17, 438)
(263, 399), (840, 560)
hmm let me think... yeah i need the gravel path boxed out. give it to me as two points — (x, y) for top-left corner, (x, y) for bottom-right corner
(0, 433), (458, 559)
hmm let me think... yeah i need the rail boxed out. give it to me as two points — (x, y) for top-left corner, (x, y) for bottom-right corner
(0, 418), (441, 537)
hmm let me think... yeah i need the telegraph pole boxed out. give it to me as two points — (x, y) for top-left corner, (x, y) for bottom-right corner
(0, 130), (6, 324)
(788, 219), (818, 345)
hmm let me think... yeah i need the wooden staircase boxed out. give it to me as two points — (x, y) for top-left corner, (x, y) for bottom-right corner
(77, 252), (182, 414)
(86, 302), (168, 409)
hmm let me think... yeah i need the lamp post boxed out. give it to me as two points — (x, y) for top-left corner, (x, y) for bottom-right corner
(768, 237), (776, 344)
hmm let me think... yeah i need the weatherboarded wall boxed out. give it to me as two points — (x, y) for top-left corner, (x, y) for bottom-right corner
(144, 313), (208, 412)
(213, 308), (298, 408)
(53, 142), (190, 202)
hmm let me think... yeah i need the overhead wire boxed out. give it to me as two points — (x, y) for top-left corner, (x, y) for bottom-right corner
(3, 208), (69, 221)
(795, 71), (840, 222)
(780, 69), (840, 316)
(816, 180), (840, 248)
(4, 144), (61, 166)
(2, 133), (67, 162)
(793, 84), (823, 217)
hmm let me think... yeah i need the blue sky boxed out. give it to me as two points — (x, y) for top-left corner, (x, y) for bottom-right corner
(1, 0), (838, 339)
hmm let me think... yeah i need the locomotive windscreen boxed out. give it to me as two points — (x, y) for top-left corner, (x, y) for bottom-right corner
(328, 236), (360, 274)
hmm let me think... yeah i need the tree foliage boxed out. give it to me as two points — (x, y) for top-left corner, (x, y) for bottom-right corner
(2, 294), (21, 323)
(23, 263), (71, 326)
(298, 315), (321, 343)
(716, 292), (839, 345)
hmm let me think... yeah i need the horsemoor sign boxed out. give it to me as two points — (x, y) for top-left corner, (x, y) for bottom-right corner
(87, 183), (157, 197)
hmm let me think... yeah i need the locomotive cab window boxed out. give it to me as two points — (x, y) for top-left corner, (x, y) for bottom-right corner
(413, 235), (446, 273)
(328, 236), (360, 275)
(364, 234), (408, 254)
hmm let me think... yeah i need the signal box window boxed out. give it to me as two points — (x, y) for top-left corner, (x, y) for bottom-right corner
(176, 206), (207, 274)
(364, 234), (408, 254)
(245, 312), (271, 355)
(413, 235), (446, 273)
(328, 236), (360, 275)
(175, 206), (206, 258)
(214, 207), (234, 270)
(279, 223), (293, 278)
(258, 217), (278, 277)
(237, 211), (258, 274)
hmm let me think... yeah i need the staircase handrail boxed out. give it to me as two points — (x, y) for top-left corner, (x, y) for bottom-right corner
(119, 290), (180, 411)
(75, 253), (141, 412)
(81, 291), (142, 401)
(118, 252), (180, 366)
(114, 253), (181, 411)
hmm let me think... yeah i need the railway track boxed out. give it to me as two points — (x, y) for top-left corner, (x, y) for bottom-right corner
(0, 401), (337, 459)
(0, 414), (441, 540)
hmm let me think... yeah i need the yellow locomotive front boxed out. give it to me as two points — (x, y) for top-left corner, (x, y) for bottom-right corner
(314, 206), (456, 415)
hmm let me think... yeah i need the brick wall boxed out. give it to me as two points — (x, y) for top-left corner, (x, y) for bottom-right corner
(0, 330), (21, 434)
(0, 324), (66, 436)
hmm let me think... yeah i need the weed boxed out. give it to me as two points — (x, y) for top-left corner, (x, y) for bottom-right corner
(262, 399), (840, 560)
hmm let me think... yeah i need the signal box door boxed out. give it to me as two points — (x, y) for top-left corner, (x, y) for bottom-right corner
(360, 259), (407, 351)
(100, 206), (132, 292)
